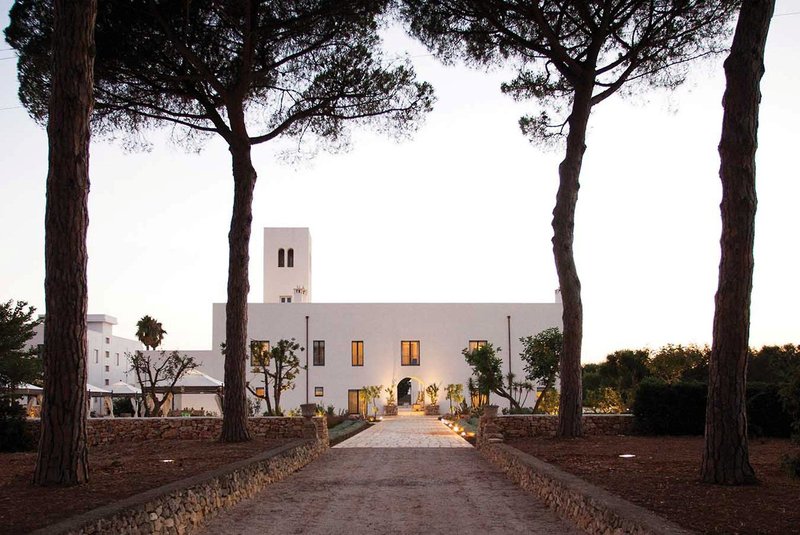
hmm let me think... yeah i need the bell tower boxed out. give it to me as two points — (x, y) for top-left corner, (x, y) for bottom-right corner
(263, 227), (312, 303)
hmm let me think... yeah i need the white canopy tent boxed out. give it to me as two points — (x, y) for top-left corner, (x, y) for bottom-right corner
(87, 383), (114, 417)
(108, 381), (143, 417)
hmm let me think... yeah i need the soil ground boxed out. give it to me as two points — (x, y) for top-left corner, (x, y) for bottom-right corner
(0, 437), (292, 534)
(508, 435), (800, 535)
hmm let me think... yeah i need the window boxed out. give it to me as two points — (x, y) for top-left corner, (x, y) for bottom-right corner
(315, 386), (324, 397)
(348, 389), (362, 414)
(469, 340), (488, 352)
(104, 379), (109, 386)
(116, 353), (120, 366)
(104, 365), (109, 372)
(280, 296), (292, 303)
(105, 351), (110, 359)
(94, 349), (99, 363)
(255, 387), (265, 398)
(287, 248), (294, 267)
(401, 341), (420, 366)
(278, 248), (285, 267)
(250, 340), (270, 367)
(351, 341), (364, 366)
(313, 340), (325, 366)
(105, 337), (110, 344)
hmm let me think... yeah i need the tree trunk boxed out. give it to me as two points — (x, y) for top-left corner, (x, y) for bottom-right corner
(34, 0), (96, 486)
(220, 126), (255, 442)
(701, 0), (774, 485)
(554, 78), (594, 438)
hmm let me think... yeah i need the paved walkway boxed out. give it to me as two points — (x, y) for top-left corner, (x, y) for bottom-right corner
(199, 417), (581, 534)
(334, 415), (471, 448)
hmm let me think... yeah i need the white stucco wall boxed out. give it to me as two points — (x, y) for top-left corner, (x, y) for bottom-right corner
(262, 227), (312, 303)
(31, 315), (141, 414)
(202, 302), (562, 415)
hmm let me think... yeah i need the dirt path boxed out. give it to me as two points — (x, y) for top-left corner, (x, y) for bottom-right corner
(199, 446), (581, 534)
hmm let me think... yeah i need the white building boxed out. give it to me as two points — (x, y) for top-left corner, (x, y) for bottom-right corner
(189, 227), (563, 415)
(30, 315), (141, 415)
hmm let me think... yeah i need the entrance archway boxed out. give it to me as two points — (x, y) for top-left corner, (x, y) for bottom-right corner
(397, 377), (424, 408)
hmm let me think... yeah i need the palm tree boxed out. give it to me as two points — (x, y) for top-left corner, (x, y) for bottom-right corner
(135, 315), (166, 351)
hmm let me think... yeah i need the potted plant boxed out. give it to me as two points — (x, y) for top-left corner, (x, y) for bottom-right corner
(413, 391), (425, 412)
(483, 404), (500, 418)
(300, 403), (317, 419)
(383, 381), (398, 416)
(425, 383), (441, 415)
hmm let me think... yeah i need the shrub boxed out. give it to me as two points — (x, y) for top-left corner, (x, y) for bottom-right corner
(633, 379), (793, 436)
(633, 378), (706, 435)
(781, 453), (800, 479)
(780, 368), (800, 442)
(113, 397), (134, 416)
(0, 400), (33, 452)
(748, 382), (792, 438)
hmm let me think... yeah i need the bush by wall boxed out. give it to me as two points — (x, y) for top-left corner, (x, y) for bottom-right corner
(633, 379), (792, 437)
(0, 401), (33, 452)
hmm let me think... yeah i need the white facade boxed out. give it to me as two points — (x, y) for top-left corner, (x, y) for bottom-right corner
(263, 227), (312, 304)
(31, 315), (141, 415)
(195, 227), (563, 415)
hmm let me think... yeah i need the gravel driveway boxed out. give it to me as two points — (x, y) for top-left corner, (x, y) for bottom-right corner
(200, 418), (581, 534)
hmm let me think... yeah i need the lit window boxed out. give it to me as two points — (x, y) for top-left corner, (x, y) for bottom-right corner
(278, 248), (285, 267)
(255, 387), (265, 397)
(315, 386), (324, 397)
(351, 341), (364, 366)
(287, 248), (294, 268)
(469, 340), (488, 352)
(250, 340), (270, 367)
(313, 341), (325, 366)
(280, 296), (292, 303)
(401, 341), (420, 366)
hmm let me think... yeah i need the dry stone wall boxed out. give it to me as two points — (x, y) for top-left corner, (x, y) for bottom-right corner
(25, 416), (329, 448)
(477, 414), (633, 446)
(32, 439), (327, 535)
(480, 443), (692, 535)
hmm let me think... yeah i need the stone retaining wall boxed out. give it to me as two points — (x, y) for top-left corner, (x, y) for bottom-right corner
(481, 443), (692, 535)
(477, 414), (633, 447)
(32, 439), (327, 535)
(26, 416), (329, 448)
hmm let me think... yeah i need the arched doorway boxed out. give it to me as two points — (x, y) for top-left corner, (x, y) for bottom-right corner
(397, 377), (424, 408)
(398, 378), (412, 405)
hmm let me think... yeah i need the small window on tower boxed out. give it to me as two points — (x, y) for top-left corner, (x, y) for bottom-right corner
(278, 248), (285, 267)
(280, 296), (292, 303)
(287, 248), (294, 267)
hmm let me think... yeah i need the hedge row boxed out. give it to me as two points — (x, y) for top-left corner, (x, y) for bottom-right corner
(632, 379), (792, 436)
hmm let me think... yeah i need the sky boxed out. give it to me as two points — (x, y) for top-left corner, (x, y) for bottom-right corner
(1, 3), (798, 363)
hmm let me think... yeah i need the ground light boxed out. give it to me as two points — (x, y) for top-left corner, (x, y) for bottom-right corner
(618, 454), (636, 458)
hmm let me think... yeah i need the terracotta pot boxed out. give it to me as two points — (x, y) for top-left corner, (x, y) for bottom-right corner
(300, 403), (317, 419)
(483, 405), (499, 418)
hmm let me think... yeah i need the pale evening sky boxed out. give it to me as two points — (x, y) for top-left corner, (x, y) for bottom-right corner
(0, 3), (798, 363)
